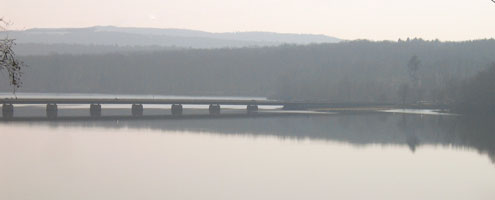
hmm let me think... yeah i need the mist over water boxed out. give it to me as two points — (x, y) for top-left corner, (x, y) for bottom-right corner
(1, 112), (494, 200)
(3, 1), (495, 197)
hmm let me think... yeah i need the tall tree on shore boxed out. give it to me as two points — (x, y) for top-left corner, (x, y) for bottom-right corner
(0, 18), (25, 91)
(407, 55), (421, 86)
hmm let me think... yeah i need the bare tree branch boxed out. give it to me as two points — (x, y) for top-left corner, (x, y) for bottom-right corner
(0, 18), (25, 92)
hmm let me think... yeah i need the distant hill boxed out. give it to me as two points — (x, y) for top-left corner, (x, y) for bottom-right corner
(2, 26), (340, 55)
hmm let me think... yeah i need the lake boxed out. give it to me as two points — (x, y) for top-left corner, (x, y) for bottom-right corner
(1, 94), (494, 200)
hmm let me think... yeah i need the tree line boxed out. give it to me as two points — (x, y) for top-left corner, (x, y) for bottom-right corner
(1, 39), (494, 109)
(451, 63), (495, 114)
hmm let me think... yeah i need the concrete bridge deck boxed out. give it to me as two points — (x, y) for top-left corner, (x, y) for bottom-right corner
(0, 98), (284, 105)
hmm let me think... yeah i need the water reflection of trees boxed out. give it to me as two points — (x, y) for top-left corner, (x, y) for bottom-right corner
(37, 113), (495, 163)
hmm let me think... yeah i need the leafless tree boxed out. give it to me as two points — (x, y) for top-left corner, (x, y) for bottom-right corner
(407, 55), (421, 85)
(0, 18), (25, 92)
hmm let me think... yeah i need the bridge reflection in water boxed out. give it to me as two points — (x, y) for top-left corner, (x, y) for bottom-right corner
(3, 112), (494, 164)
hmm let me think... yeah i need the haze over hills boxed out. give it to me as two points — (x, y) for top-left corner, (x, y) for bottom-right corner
(3, 26), (340, 55)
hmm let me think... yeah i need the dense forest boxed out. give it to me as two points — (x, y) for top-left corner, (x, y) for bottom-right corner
(452, 63), (495, 114)
(1, 39), (495, 106)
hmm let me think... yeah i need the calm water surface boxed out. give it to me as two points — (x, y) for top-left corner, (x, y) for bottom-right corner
(1, 112), (494, 200)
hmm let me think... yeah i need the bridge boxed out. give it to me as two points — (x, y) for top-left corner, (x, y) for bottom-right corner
(1, 97), (391, 119)
(0, 98), (290, 118)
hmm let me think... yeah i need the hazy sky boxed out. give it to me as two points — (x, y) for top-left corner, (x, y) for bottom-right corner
(2, 0), (494, 40)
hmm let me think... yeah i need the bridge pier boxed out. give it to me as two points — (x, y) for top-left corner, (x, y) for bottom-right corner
(171, 104), (183, 116)
(46, 103), (58, 118)
(247, 105), (258, 114)
(2, 104), (14, 118)
(90, 104), (102, 117)
(132, 104), (143, 117)
(209, 104), (220, 115)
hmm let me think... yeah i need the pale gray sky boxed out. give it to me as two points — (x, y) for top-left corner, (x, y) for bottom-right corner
(2, 0), (494, 40)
